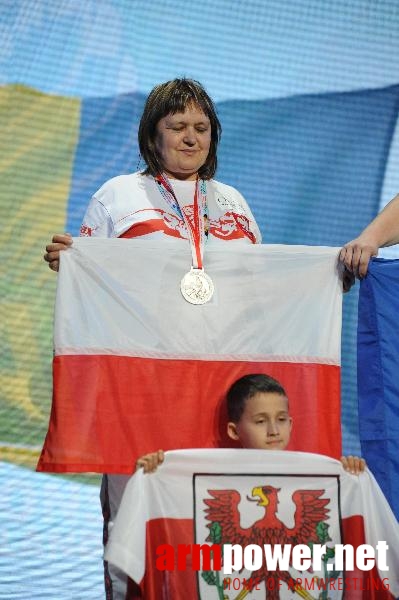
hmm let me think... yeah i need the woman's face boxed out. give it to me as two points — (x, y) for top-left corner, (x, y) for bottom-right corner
(155, 103), (211, 180)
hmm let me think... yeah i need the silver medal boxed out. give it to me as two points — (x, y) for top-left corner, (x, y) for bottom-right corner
(180, 268), (214, 305)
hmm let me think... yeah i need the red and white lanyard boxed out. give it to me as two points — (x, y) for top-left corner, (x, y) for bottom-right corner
(155, 173), (208, 270)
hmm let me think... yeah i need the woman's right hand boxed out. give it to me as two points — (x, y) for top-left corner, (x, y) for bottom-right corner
(44, 233), (73, 272)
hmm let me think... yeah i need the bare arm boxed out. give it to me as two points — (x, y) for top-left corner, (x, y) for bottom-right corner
(340, 194), (399, 278)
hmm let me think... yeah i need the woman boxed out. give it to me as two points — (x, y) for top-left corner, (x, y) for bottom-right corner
(44, 78), (260, 600)
(44, 79), (260, 268)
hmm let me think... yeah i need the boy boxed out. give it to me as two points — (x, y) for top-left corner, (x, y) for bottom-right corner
(136, 373), (365, 474)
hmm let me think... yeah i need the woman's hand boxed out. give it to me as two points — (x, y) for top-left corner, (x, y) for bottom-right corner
(44, 233), (73, 272)
(340, 455), (366, 475)
(339, 237), (378, 280)
(135, 450), (165, 473)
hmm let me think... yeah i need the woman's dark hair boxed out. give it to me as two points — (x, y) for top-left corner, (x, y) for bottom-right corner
(227, 374), (287, 423)
(138, 78), (221, 180)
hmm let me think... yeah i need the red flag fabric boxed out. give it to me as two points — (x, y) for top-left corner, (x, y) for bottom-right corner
(37, 240), (342, 473)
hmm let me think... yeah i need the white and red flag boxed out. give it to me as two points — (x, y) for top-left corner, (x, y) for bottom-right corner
(105, 449), (399, 600)
(37, 239), (342, 473)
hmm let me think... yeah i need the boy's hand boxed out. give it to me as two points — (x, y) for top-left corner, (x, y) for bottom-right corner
(135, 450), (164, 473)
(340, 455), (366, 475)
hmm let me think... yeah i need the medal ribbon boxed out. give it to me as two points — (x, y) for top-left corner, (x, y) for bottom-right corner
(155, 173), (207, 270)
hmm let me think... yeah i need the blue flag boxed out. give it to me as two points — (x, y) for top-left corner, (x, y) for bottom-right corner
(358, 258), (399, 519)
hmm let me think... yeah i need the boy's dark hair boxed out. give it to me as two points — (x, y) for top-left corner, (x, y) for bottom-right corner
(138, 78), (221, 180)
(227, 374), (287, 423)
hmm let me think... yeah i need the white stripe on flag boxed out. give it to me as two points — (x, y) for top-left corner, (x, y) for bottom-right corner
(55, 239), (342, 363)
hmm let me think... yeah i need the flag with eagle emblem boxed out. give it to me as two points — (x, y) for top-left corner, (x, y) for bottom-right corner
(104, 450), (399, 600)
(37, 239), (342, 473)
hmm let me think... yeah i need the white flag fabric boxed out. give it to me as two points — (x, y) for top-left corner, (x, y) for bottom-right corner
(38, 239), (342, 473)
(105, 449), (399, 600)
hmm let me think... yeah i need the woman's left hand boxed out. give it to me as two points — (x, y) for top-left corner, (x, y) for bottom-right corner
(339, 237), (378, 279)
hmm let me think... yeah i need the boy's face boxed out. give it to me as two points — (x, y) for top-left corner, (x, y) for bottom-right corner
(227, 392), (292, 450)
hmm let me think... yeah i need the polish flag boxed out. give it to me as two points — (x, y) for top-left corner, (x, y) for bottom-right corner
(37, 239), (342, 473)
(105, 449), (399, 600)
